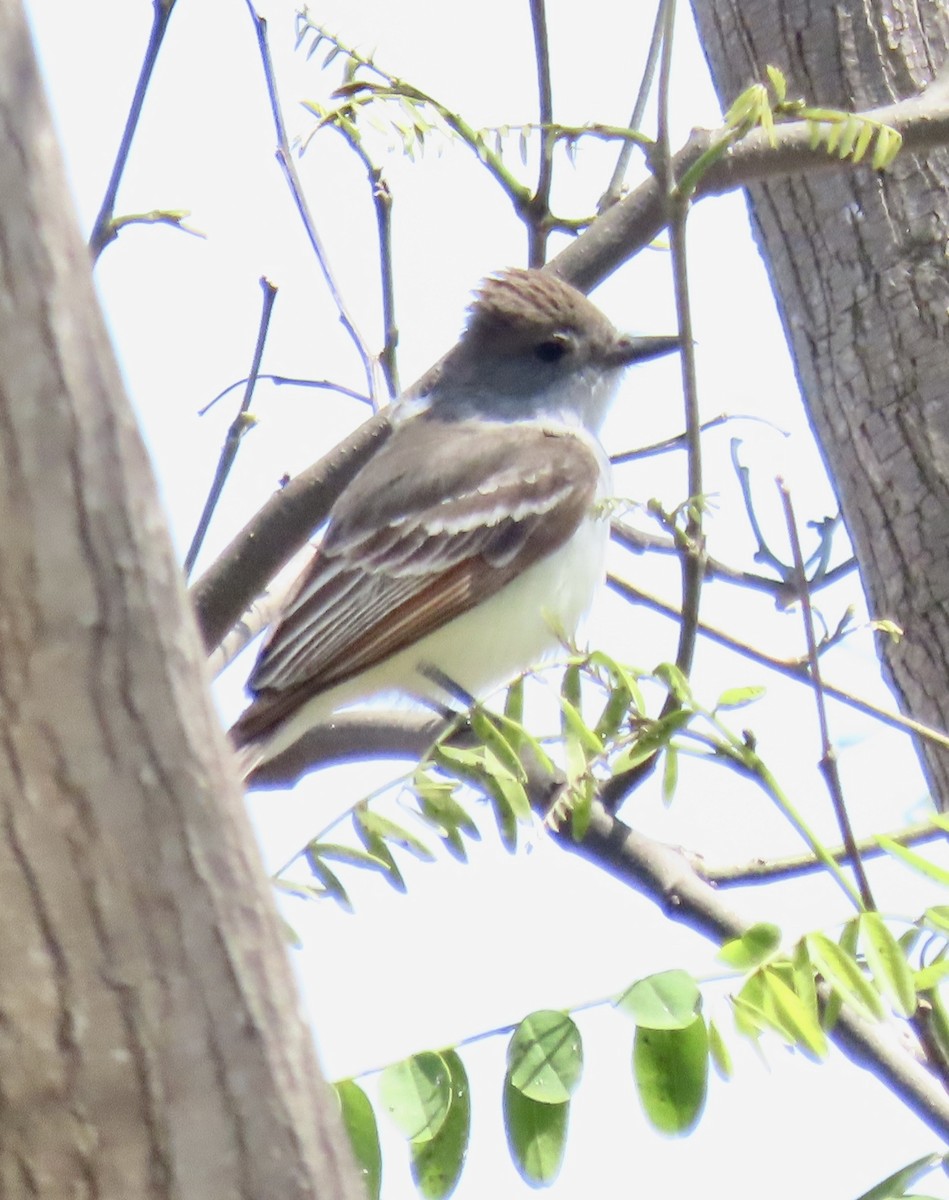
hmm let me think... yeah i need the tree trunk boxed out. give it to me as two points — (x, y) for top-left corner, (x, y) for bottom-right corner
(689, 0), (949, 806)
(0, 3), (364, 1195)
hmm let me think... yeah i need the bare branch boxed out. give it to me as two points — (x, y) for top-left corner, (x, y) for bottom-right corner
(88, 0), (177, 259)
(245, 2), (377, 402)
(185, 277), (278, 579)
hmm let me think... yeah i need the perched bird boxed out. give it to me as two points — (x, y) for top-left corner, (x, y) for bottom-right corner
(230, 268), (677, 775)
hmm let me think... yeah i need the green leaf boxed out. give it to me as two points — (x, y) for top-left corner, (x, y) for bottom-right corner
(491, 709), (556, 774)
(303, 853), (353, 911)
(871, 125), (903, 169)
(714, 685), (766, 711)
(853, 1152), (943, 1200)
(560, 695), (604, 757)
(487, 779), (519, 852)
(615, 969), (702, 1030)
(588, 650), (646, 717)
(923, 906), (949, 935)
(507, 1011), (583, 1103)
(561, 661), (582, 710)
(563, 720), (589, 790)
(633, 1017), (709, 1134)
(335, 1081), (382, 1200)
(355, 809), (436, 861)
(876, 836), (949, 887)
(837, 114), (860, 158)
(758, 967), (828, 1058)
(731, 971), (769, 1041)
(718, 923), (782, 970)
(567, 775), (594, 842)
(610, 738), (659, 774)
(471, 710), (527, 781)
(434, 742), (530, 835)
(413, 783), (475, 860)
(611, 710), (693, 773)
(655, 662), (693, 704)
(852, 119), (875, 164)
(806, 932), (885, 1021)
(823, 118), (844, 154)
(661, 745), (679, 805)
(350, 833), (406, 892)
(485, 759), (531, 823)
(766, 64), (787, 103)
(414, 772), (479, 836)
(410, 1051), (470, 1199)
(791, 938), (820, 1026)
(914, 960), (949, 990)
(308, 842), (390, 870)
(503, 1075), (568, 1186)
(707, 1019), (732, 1079)
(725, 83), (765, 131)
(860, 912), (917, 1017)
(379, 1053), (452, 1143)
(504, 675), (524, 725)
(434, 743), (486, 775)
(594, 683), (633, 741)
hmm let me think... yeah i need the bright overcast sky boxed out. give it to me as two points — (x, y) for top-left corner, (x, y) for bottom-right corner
(23, 1), (949, 1197)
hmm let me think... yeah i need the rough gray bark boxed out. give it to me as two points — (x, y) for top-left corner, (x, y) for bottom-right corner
(0, 2), (364, 1195)
(689, 0), (949, 806)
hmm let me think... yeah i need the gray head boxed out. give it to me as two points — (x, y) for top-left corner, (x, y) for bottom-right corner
(404, 268), (677, 430)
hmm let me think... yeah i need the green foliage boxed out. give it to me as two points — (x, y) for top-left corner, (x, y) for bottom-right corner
(678, 63), (902, 199)
(718, 922), (782, 970)
(370, 1052), (471, 1200)
(507, 1011), (584, 1103)
(615, 968), (702, 1029)
(336, 1080), (382, 1200)
(503, 1079), (569, 1186)
(293, 11), (656, 235)
(331, 888), (949, 1195)
(633, 1017), (709, 1134)
(853, 1152), (946, 1200)
(411, 1052), (470, 1199)
(379, 1053), (453, 1142)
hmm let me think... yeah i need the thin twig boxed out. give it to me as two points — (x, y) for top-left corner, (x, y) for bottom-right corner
(658, 0), (704, 682)
(708, 820), (946, 886)
(88, 0), (177, 259)
(778, 480), (875, 909)
(527, 0), (554, 266)
(245, 2), (377, 403)
(319, 107), (400, 400)
(597, 0), (703, 812)
(599, 0), (666, 210)
(199, 374), (371, 417)
(607, 572), (949, 751)
(184, 278), (278, 579)
(611, 519), (856, 600)
(610, 411), (738, 463)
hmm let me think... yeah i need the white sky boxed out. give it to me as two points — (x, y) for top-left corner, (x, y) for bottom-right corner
(23, 1), (949, 1197)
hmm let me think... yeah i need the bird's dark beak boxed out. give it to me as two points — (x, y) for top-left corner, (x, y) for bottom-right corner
(613, 333), (681, 366)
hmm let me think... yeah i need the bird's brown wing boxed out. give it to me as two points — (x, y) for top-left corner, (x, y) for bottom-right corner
(230, 419), (601, 746)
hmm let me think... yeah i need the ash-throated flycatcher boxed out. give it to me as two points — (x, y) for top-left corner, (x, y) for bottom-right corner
(230, 269), (676, 774)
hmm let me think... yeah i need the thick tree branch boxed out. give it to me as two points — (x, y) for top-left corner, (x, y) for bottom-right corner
(1, 3), (365, 1192)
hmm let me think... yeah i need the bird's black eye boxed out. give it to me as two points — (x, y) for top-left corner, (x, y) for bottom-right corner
(534, 333), (572, 363)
